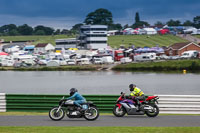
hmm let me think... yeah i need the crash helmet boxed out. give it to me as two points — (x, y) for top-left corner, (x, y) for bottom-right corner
(70, 88), (78, 96)
(129, 84), (136, 91)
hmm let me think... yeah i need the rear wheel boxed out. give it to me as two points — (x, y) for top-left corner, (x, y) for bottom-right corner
(113, 105), (126, 117)
(84, 106), (99, 121)
(145, 104), (159, 117)
(49, 107), (65, 121)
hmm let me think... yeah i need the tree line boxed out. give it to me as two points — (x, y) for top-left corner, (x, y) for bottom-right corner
(0, 24), (72, 36)
(71, 9), (200, 33)
(0, 8), (200, 36)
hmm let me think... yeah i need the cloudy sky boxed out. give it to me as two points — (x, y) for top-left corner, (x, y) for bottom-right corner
(0, 0), (199, 29)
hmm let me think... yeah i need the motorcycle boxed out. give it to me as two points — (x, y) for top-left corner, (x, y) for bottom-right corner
(113, 92), (159, 117)
(49, 96), (99, 121)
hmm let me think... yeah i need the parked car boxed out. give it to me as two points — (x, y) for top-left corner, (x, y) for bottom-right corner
(159, 54), (170, 60)
(67, 59), (76, 65)
(120, 57), (132, 64)
(102, 56), (114, 64)
(181, 50), (199, 59)
(77, 58), (90, 65)
(168, 56), (181, 60)
(134, 53), (156, 62)
(93, 58), (103, 64)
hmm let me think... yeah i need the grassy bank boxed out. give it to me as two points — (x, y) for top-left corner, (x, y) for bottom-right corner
(0, 127), (199, 133)
(108, 34), (187, 48)
(1, 34), (187, 48)
(0, 65), (100, 71)
(112, 59), (200, 72)
(194, 35), (200, 39)
(1, 60), (200, 72)
(0, 35), (74, 45)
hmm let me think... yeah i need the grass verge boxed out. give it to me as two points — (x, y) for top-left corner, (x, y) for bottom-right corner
(112, 59), (200, 72)
(0, 65), (100, 71)
(0, 127), (199, 133)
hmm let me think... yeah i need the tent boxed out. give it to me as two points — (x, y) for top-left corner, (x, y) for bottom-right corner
(143, 28), (157, 35)
(149, 47), (164, 53)
(0, 52), (8, 56)
(135, 48), (151, 53)
(158, 29), (169, 34)
(135, 47), (164, 53)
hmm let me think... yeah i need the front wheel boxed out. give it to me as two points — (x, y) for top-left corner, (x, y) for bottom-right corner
(84, 106), (99, 121)
(113, 105), (126, 117)
(49, 107), (65, 121)
(145, 104), (159, 117)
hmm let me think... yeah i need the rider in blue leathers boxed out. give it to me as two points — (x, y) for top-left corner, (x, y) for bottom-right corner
(66, 88), (86, 110)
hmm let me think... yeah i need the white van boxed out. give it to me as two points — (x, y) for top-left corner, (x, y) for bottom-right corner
(134, 53), (156, 62)
(120, 57), (132, 64)
(102, 56), (114, 64)
(181, 50), (199, 59)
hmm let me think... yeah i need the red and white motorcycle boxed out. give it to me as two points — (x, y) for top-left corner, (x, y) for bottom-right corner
(113, 92), (159, 117)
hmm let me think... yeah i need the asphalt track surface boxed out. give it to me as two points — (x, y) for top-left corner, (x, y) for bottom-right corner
(0, 115), (200, 127)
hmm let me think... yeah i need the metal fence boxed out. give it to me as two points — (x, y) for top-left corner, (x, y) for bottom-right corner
(158, 95), (200, 114)
(2, 94), (200, 114)
(0, 93), (6, 112)
(5, 94), (118, 112)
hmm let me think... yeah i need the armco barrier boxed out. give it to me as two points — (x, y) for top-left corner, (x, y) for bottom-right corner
(157, 95), (200, 114)
(6, 94), (118, 112)
(5, 94), (200, 114)
(0, 93), (6, 112)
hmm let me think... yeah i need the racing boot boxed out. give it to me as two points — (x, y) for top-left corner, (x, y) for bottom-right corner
(77, 106), (85, 112)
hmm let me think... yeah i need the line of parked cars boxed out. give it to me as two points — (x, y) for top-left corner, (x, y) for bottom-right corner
(133, 50), (200, 62)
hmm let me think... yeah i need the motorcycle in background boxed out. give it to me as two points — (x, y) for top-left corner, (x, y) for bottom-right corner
(113, 92), (159, 117)
(49, 96), (99, 121)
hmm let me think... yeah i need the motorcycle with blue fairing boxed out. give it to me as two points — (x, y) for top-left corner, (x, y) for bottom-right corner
(49, 96), (99, 121)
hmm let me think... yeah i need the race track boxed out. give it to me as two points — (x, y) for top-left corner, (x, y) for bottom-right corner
(0, 115), (200, 127)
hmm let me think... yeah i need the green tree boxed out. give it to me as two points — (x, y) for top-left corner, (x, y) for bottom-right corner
(34, 30), (45, 35)
(84, 8), (113, 26)
(182, 20), (193, 26)
(108, 23), (122, 30)
(132, 21), (150, 29)
(131, 12), (149, 28)
(154, 21), (164, 26)
(18, 24), (33, 35)
(193, 16), (200, 28)
(167, 19), (181, 26)
(123, 24), (129, 29)
(70, 23), (83, 34)
(54, 29), (61, 35)
(135, 12), (140, 23)
(61, 29), (70, 35)
(9, 29), (19, 36)
(34, 25), (54, 35)
(0, 24), (17, 35)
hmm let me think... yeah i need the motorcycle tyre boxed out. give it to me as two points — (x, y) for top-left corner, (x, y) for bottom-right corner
(84, 106), (99, 121)
(113, 105), (126, 117)
(145, 104), (159, 117)
(49, 107), (65, 121)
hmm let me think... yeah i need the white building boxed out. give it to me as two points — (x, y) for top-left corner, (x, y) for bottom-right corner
(34, 43), (55, 54)
(79, 25), (108, 49)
